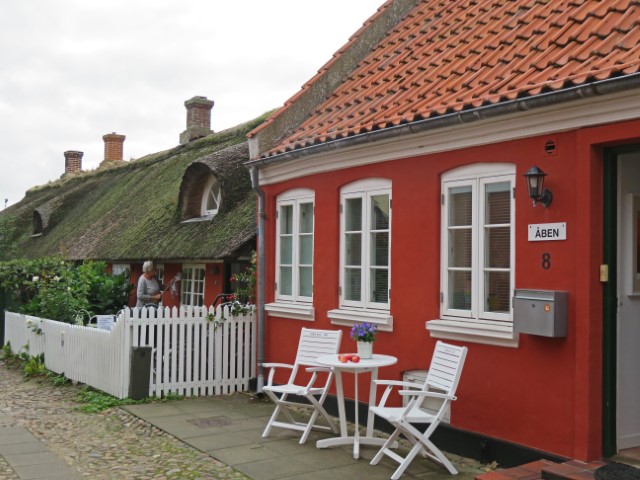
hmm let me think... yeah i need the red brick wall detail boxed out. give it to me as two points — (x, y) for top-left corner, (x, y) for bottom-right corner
(103, 133), (126, 161)
(63, 150), (83, 174)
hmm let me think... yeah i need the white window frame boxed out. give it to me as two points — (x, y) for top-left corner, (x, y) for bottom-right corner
(266, 189), (315, 321)
(427, 163), (517, 347)
(181, 264), (206, 307)
(328, 178), (393, 331)
(201, 175), (221, 217)
(155, 264), (164, 286)
(111, 263), (130, 276)
(155, 263), (165, 306)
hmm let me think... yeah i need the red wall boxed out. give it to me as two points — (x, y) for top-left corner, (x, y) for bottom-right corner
(261, 118), (640, 461)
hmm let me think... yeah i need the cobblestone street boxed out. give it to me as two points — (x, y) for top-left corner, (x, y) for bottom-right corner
(0, 360), (250, 479)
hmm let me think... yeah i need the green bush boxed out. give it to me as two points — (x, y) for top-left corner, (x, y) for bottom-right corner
(23, 354), (46, 379)
(230, 251), (256, 304)
(0, 257), (133, 323)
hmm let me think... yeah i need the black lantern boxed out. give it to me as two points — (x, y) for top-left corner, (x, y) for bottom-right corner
(523, 166), (553, 207)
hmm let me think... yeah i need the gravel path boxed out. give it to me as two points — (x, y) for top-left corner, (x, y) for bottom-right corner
(0, 360), (251, 479)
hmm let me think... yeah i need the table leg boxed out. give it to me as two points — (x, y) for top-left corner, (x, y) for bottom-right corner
(353, 370), (359, 459)
(366, 367), (378, 437)
(335, 370), (347, 437)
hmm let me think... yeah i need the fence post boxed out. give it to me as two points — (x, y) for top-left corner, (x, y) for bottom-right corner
(129, 346), (152, 400)
(121, 309), (132, 398)
(0, 288), (17, 346)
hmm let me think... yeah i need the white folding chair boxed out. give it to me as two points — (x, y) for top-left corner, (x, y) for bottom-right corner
(262, 328), (342, 444)
(370, 341), (468, 478)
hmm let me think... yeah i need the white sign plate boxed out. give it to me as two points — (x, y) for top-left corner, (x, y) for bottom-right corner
(96, 315), (115, 331)
(528, 222), (567, 242)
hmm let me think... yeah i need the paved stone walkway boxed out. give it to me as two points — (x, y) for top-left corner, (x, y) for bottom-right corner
(122, 396), (489, 480)
(0, 358), (492, 479)
(0, 360), (249, 479)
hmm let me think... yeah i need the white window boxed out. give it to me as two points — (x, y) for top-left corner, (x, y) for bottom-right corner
(341, 179), (391, 309)
(276, 189), (314, 301)
(111, 264), (130, 276)
(155, 264), (165, 306)
(328, 179), (393, 330)
(266, 189), (316, 321)
(155, 264), (164, 286)
(427, 164), (517, 347)
(181, 264), (205, 307)
(201, 176), (221, 216)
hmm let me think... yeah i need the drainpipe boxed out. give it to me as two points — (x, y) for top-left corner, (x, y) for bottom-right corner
(250, 166), (266, 394)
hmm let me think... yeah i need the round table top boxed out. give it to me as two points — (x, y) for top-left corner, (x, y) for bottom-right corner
(316, 353), (397, 370)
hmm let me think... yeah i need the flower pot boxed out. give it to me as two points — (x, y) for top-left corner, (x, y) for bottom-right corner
(357, 341), (373, 359)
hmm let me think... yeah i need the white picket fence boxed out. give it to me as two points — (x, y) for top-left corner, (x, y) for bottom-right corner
(4, 306), (257, 399)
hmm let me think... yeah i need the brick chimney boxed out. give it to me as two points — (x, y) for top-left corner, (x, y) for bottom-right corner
(180, 96), (214, 144)
(102, 132), (126, 162)
(63, 150), (83, 176)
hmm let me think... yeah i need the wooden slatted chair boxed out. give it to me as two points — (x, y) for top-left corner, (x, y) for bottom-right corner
(370, 341), (468, 478)
(262, 328), (342, 444)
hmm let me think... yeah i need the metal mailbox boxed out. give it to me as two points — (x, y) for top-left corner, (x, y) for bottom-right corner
(513, 289), (568, 337)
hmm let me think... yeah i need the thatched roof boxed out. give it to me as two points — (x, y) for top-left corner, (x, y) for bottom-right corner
(0, 115), (267, 262)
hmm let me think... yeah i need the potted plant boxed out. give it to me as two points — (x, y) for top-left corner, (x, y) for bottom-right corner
(350, 322), (377, 359)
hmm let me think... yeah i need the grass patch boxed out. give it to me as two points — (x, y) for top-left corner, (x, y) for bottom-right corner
(76, 387), (147, 413)
(76, 387), (184, 413)
(47, 371), (71, 386)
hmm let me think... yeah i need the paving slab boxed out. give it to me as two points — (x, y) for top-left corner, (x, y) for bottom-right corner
(0, 442), (49, 456)
(235, 455), (315, 480)
(0, 426), (81, 480)
(2, 451), (61, 467)
(212, 443), (281, 466)
(13, 461), (79, 480)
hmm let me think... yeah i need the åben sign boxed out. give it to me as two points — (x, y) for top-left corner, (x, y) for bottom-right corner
(528, 222), (567, 242)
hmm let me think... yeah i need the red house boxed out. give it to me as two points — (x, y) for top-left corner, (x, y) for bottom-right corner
(246, 0), (640, 465)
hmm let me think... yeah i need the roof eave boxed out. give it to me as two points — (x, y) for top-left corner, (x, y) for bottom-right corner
(245, 73), (640, 170)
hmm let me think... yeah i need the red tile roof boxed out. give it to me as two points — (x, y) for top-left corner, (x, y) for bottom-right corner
(252, 0), (640, 158)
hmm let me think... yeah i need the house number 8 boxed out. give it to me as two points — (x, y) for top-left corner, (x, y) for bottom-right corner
(542, 252), (551, 270)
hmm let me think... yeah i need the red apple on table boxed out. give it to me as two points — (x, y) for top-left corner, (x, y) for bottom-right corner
(338, 354), (350, 363)
(350, 355), (360, 363)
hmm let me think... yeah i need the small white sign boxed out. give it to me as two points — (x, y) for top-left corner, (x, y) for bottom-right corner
(528, 222), (567, 242)
(96, 315), (115, 331)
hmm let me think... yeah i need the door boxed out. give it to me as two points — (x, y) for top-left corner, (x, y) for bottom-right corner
(617, 151), (640, 450)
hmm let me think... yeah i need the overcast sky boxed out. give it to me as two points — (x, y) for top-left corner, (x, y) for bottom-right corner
(0, 0), (383, 207)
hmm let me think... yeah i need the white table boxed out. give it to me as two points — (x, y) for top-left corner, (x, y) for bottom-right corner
(316, 353), (398, 459)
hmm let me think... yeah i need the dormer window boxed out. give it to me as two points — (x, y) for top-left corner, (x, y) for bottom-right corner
(32, 211), (44, 237)
(202, 175), (221, 217)
(179, 144), (250, 223)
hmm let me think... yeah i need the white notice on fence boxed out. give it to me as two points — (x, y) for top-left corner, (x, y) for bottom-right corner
(528, 222), (567, 241)
(96, 315), (115, 331)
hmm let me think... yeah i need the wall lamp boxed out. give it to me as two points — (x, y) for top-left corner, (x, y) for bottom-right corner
(523, 166), (553, 207)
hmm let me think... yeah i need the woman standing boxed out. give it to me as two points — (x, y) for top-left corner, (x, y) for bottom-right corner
(136, 260), (162, 307)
